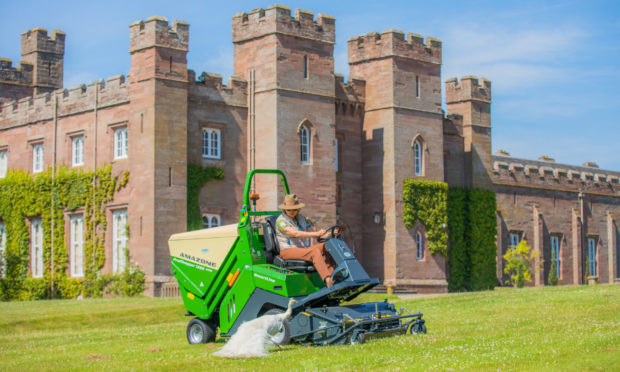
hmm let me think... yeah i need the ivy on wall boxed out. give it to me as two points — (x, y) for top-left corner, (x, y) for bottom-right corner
(403, 179), (448, 256)
(0, 165), (133, 301)
(186, 164), (224, 231)
(403, 180), (498, 292)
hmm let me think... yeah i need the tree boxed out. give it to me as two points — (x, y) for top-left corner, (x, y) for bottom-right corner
(548, 248), (558, 286)
(503, 240), (540, 288)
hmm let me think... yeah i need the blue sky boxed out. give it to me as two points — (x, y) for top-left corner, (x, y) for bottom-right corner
(2, 0), (619, 170)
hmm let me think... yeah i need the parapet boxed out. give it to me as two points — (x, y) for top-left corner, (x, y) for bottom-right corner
(189, 71), (248, 108)
(21, 28), (65, 56)
(492, 154), (620, 192)
(0, 74), (129, 128)
(0, 58), (33, 85)
(335, 73), (365, 103)
(232, 5), (335, 44)
(129, 17), (189, 53)
(445, 76), (491, 104)
(348, 30), (441, 65)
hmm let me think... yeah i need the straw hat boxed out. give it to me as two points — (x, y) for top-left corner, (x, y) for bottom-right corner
(279, 194), (306, 210)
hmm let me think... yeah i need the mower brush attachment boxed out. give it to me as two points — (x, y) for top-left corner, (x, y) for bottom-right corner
(168, 169), (427, 346)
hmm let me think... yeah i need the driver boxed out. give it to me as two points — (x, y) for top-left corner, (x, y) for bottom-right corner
(275, 194), (336, 287)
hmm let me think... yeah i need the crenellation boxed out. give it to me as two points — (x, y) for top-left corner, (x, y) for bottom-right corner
(493, 155), (620, 193)
(129, 17), (189, 53)
(348, 30), (442, 65)
(21, 28), (66, 56)
(0, 73), (129, 126)
(445, 75), (491, 104)
(335, 73), (366, 103)
(232, 5), (335, 44)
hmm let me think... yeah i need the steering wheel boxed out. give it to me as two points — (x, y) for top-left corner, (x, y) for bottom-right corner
(317, 225), (342, 243)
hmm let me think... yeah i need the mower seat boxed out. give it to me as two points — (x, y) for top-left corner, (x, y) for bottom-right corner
(264, 215), (315, 273)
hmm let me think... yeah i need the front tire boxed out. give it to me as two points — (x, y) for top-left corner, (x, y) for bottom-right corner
(409, 320), (427, 335)
(187, 317), (217, 344)
(264, 308), (291, 345)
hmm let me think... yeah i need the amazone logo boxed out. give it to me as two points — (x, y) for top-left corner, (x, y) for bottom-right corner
(179, 252), (217, 268)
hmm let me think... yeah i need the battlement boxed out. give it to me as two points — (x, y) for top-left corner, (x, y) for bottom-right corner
(21, 28), (65, 56)
(129, 17), (189, 53)
(492, 155), (620, 192)
(0, 74), (129, 128)
(348, 30), (441, 65)
(445, 76), (491, 104)
(335, 73), (365, 103)
(232, 5), (335, 44)
(189, 71), (247, 108)
(0, 58), (33, 85)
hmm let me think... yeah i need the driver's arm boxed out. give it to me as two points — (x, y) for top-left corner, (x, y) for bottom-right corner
(283, 227), (325, 239)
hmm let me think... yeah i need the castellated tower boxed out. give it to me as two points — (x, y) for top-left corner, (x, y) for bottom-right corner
(21, 28), (65, 94)
(348, 30), (447, 290)
(232, 5), (337, 225)
(445, 76), (492, 189)
(128, 17), (189, 284)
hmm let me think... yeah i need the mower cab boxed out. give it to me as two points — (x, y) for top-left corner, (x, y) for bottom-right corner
(168, 169), (426, 346)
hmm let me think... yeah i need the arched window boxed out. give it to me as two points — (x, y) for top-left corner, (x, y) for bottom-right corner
(416, 232), (424, 260)
(413, 140), (423, 175)
(202, 214), (221, 229)
(300, 126), (310, 164)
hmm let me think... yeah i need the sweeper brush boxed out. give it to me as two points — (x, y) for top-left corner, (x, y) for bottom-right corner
(168, 169), (426, 346)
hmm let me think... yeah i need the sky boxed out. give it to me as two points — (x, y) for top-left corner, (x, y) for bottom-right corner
(1, 0), (619, 170)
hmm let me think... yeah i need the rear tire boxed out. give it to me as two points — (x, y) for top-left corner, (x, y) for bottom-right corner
(264, 308), (291, 345)
(187, 317), (217, 344)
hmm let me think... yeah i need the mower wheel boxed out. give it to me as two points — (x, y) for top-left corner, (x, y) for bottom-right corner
(187, 317), (217, 344)
(355, 332), (366, 344)
(409, 321), (427, 335)
(264, 308), (291, 345)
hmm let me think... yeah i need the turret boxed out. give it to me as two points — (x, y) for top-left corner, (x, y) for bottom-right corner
(445, 76), (492, 189)
(20, 28), (65, 94)
(129, 17), (189, 82)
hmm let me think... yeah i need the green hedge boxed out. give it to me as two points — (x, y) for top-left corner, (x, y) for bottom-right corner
(403, 181), (497, 292)
(186, 164), (224, 231)
(0, 166), (143, 301)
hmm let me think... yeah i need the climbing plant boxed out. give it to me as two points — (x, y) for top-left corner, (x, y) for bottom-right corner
(402, 179), (448, 256)
(0, 165), (132, 301)
(186, 164), (224, 231)
(403, 180), (498, 292)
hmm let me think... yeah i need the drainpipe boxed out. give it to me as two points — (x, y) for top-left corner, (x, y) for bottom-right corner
(578, 191), (585, 283)
(50, 92), (58, 298)
(92, 83), (99, 269)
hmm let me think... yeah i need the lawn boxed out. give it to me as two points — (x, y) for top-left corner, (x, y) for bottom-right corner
(0, 285), (618, 371)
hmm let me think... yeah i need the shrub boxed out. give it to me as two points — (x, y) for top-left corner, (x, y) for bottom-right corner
(503, 240), (539, 287)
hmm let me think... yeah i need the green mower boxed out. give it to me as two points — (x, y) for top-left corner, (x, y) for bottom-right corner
(168, 169), (426, 345)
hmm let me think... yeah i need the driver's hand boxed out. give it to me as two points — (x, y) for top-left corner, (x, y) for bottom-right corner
(315, 229), (326, 238)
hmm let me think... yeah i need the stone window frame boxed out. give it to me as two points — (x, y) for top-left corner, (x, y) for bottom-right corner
(509, 231), (522, 249)
(550, 234), (562, 279)
(202, 214), (221, 229)
(30, 218), (44, 278)
(298, 119), (314, 165)
(108, 121), (128, 161)
(0, 221), (6, 279)
(69, 213), (85, 278)
(587, 236), (598, 277)
(0, 146), (8, 179)
(416, 231), (424, 261)
(30, 140), (45, 173)
(111, 207), (128, 273)
(71, 135), (85, 167)
(202, 128), (222, 159)
(200, 121), (225, 161)
(411, 134), (425, 176)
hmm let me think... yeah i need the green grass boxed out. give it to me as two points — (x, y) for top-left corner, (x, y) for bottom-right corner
(0, 285), (618, 371)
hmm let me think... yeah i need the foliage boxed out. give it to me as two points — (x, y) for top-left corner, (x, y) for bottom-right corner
(0, 165), (137, 301)
(446, 188), (470, 291)
(186, 164), (224, 231)
(468, 189), (497, 291)
(402, 179), (448, 256)
(444, 188), (497, 292)
(0, 286), (618, 371)
(503, 240), (540, 287)
(548, 248), (559, 286)
(403, 181), (497, 291)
